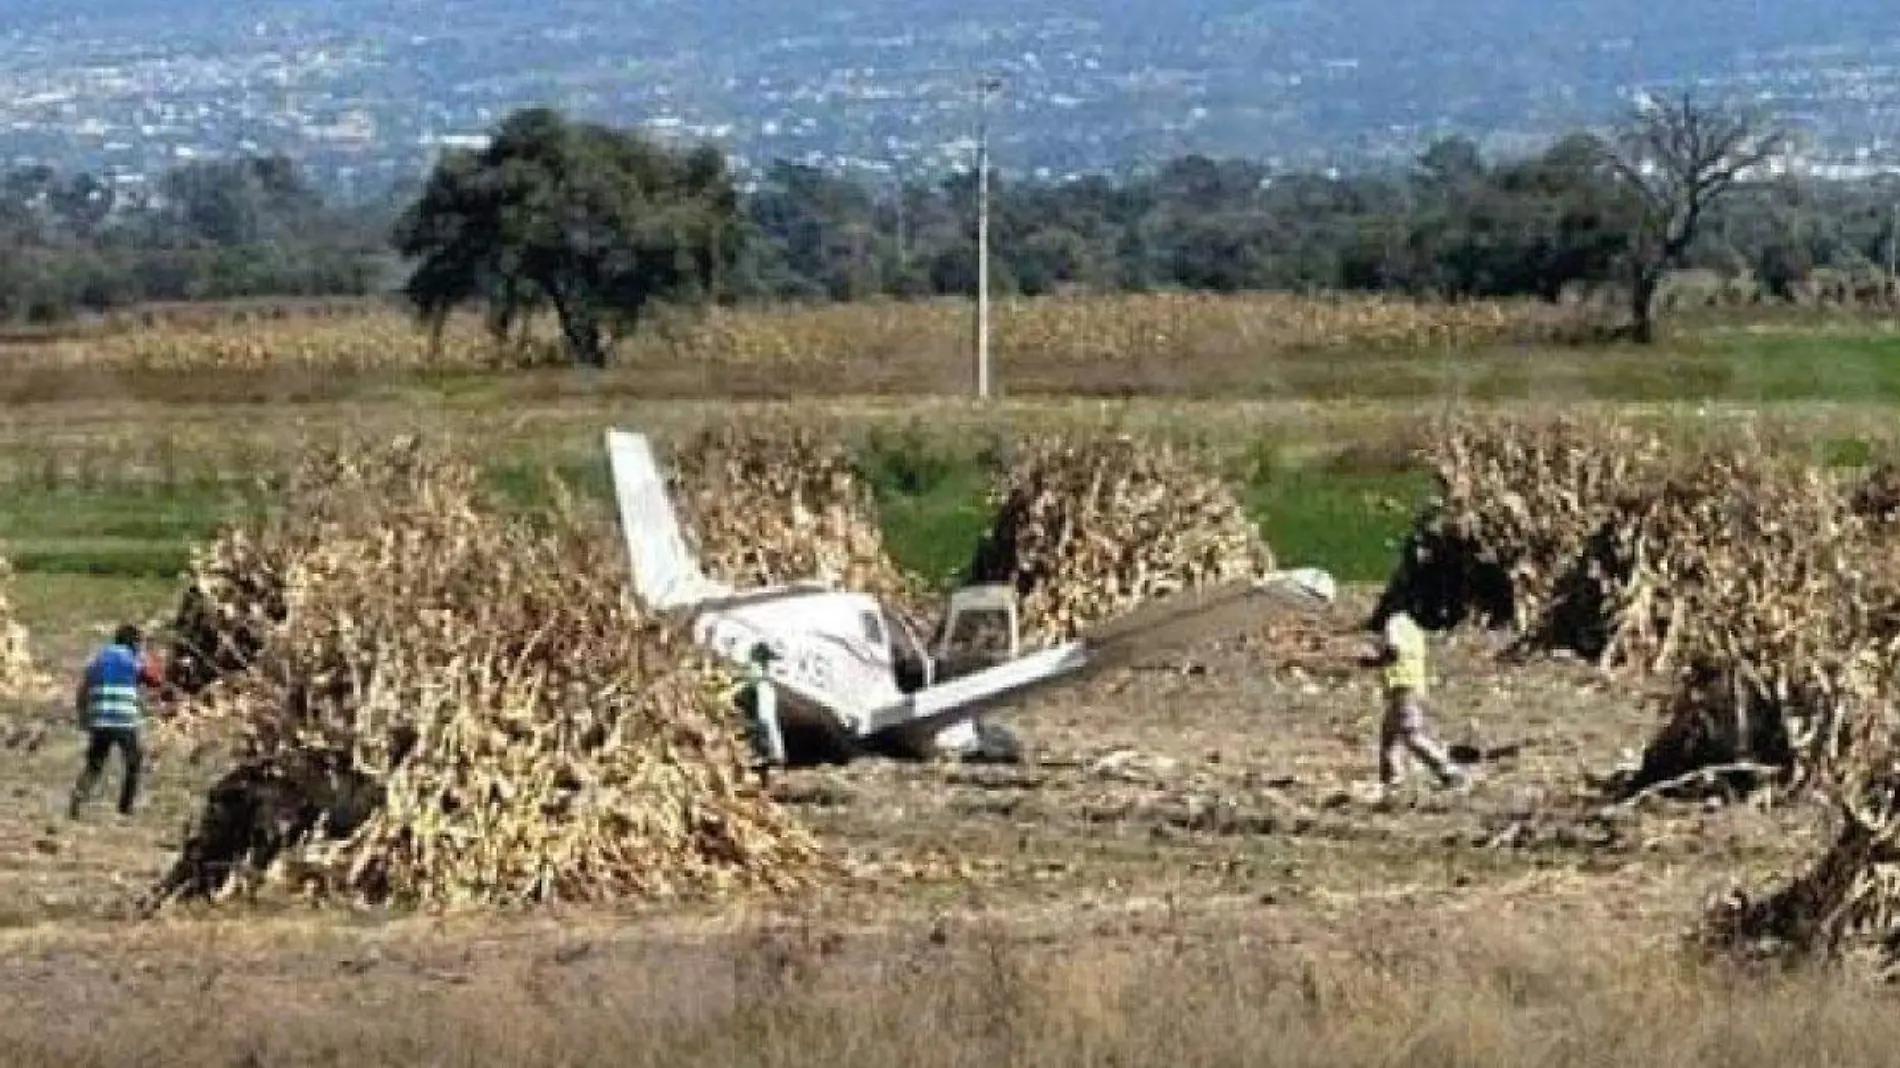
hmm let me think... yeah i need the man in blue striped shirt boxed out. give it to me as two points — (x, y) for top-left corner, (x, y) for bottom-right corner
(69, 624), (163, 819)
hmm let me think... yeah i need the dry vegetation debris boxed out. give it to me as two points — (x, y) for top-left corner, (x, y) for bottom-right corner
(1365, 419), (1900, 971)
(165, 440), (463, 698)
(1619, 466), (1900, 795)
(0, 555), (48, 701)
(141, 422), (1316, 910)
(131, 411), (1900, 975)
(1703, 758), (1900, 976)
(151, 438), (825, 910)
(1531, 449), (1815, 671)
(965, 433), (1275, 647)
(1373, 415), (1674, 636)
(1377, 416), (1900, 797)
(666, 422), (929, 618)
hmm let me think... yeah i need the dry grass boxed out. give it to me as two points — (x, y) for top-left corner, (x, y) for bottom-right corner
(0, 912), (1895, 1067)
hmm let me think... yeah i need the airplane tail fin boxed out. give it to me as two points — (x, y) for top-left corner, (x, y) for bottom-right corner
(605, 429), (732, 611)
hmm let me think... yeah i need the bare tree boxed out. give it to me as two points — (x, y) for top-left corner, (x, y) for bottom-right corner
(1603, 92), (1790, 343)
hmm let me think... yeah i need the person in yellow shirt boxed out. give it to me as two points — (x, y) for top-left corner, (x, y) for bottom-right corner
(1362, 612), (1467, 792)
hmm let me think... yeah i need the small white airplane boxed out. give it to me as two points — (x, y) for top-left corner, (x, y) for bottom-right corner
(606, 428), (1337, 766)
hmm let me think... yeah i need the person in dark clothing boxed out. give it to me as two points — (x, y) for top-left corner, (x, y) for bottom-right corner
(70, 623), (163, 819)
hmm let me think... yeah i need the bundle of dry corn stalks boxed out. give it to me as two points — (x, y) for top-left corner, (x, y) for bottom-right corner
(1702, 756), (1900, 976)
(1616, 463), (1900, 793)
(964, 434), (1274, 646)
(1532, 447), (1814, 670)
(0, 555), (48, 701)
(1373, 415), (1673, 635)
(151, 441), (823, 910)
(668, 423), (930, 620)
(165, 440), (475, 697)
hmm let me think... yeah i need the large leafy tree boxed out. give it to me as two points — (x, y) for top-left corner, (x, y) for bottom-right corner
(392, 107), (741, 366)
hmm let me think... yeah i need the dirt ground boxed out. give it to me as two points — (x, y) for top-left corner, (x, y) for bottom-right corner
(0, 587), (1829, 1035)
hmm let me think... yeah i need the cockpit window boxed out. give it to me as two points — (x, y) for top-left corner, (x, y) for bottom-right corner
(860, 610), (884, 647)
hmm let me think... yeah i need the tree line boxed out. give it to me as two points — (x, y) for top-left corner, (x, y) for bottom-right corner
(0, 155), (398, 323)
(6, 97), (1896, 356)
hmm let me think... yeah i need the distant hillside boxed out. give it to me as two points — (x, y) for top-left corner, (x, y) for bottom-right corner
(2, 0), (1897, 181)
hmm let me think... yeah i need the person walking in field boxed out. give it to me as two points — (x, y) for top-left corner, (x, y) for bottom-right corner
(1362, 611), (1468, 794)
(69, 624), (164, 819)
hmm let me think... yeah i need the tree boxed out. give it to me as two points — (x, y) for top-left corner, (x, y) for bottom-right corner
(1754, 236), (1814, 301)
(48, 172), (115, 240)
(1415, 136), (1486, 190)
(1600, 92), (1789, 342)
(160, 154), (322, 245)
(742, 162), (889, 300)
(391, 108), (742, 366)
(1489, 134), (1634, 302)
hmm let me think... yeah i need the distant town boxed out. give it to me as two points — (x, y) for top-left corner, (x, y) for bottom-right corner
(4, 0), (1900, 200)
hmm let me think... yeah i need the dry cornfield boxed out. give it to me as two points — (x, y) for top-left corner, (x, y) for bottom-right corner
(122, 408), (1900, 970)
(32, 408), (1900, 1028)
(19, 310), (570, 373)
(150, 439), (825, 910)
(19, 311), (514, 374)
(146, 420), (1063, 909)
(1363, 414), (1900, 975)
(161, 422), (929, 704)
(1530, 448), (1805, 671)
(1850, 462), (1900, 523)
(142, 422), (1308, 911)
(674, 291), (1582, 368)
(965, 433), (1275, 647)
(12, 292), (1587, 375)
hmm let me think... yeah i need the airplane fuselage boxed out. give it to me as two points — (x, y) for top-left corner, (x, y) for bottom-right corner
(690, 587), (910, 730)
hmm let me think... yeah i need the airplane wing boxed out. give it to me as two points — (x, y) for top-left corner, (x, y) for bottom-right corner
(858, 642), (1091, 738)
(859, 571), (1336, 745)
(1064, 570), (1334, 671)
(605, 429), (735, 611)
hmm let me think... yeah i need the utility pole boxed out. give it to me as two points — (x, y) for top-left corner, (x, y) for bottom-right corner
(893, 173), (907, 271)
(1888, 201), (1897, 282)
(974, 74), (1002, 399)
